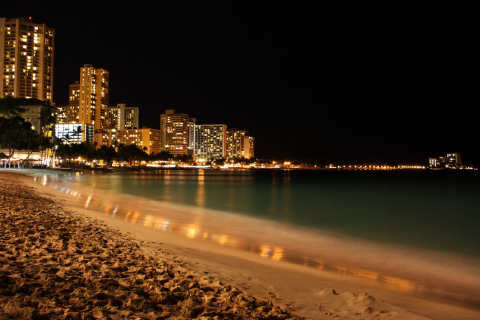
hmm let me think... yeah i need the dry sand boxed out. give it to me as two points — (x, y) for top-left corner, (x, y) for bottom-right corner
(1, 170), (478, 319)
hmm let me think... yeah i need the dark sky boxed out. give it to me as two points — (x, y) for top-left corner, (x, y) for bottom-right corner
(5, 1), (479, 165)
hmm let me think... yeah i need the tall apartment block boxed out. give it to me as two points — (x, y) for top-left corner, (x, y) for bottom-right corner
(67, 81), (80, 122)
(0, 17), (54, 102)
(159, 109), (193, 156)
(107, 103), (139, 130)
(55, 105), (68, 124)
(78, 64), (109, 130)
(227, 129), (255, 159)
(194, 124), (227, 159)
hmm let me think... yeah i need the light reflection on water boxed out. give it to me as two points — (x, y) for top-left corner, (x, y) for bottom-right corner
(36, 174), (423, 294)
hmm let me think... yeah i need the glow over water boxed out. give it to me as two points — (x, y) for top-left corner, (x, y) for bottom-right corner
(30, 169), (480, 308)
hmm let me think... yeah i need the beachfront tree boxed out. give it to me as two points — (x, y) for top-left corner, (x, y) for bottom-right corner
(153, 150), (173, 161)
(96, 145), (117, 167)
(0, 116), (36, 163)
(20, 127), (41, 165)
(173, 154), (193, 165)
(117, 143), (148, 166)
(0, 96), (26, 121)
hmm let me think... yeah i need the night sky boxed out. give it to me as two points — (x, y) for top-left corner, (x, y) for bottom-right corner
(5, 2), (478, 165)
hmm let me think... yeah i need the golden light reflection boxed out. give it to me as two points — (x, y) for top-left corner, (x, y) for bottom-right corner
(130, 212), (140, 224)
(143, 215), (155, 228)
(331, 265), (380, 281)
(383, 276), (421, 292)
(40, 178), (424, 295)
(187, 227), (197, 239)
(272, 247), (284, 261)
(196, 174), (206, 207)
(259, 245), (272, 258)
(218, 235), (228, 245)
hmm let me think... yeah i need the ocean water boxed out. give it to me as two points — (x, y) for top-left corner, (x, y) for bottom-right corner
(27, 168), (480, 307)
(43, 169), (480, 257)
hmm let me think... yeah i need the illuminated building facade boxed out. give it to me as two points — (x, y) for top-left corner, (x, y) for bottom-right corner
(159, 109), (191, 156)
(67, 81), (80, 123)
(0, 17), (54, 103)
(244, 136), (255, 159)
(117, 128), (161, 155)
(100, 129), (118, 147)
(55, 105), (68, 124)
(78, 64), (109, 131)
(188, 118), (196, 154)
(226, 129), (255, 159)
(446, 153), (461, 168)
(429, 152), (462, 169)
(107, 103), (139, 130)
(194, 124), (227, 159)
(54, 123), (94, 144)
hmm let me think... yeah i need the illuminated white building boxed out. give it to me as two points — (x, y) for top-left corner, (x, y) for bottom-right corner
(55, 123), (94, 144)
(194, 124), (227, 159)
(0, 17), (55, 103)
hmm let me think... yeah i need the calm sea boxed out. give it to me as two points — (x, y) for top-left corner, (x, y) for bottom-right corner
(40, 168), (480, 258)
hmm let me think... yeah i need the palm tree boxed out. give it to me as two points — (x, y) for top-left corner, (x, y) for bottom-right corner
(20, 128), (41, 165)
(0, 96), (26, 121)
(0, 116), (32, 163)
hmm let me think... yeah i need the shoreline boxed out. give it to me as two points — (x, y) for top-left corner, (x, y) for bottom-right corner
(2, 169), (480, 319)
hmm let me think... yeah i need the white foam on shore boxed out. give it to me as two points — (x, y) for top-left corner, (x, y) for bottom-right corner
(21, 169), (480, 307)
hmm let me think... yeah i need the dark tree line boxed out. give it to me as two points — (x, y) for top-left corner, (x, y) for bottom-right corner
(56, 142), (193, 167)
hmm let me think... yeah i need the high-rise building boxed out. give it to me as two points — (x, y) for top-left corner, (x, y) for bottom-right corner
(446, 153), (461, 168)
(55, 105), (68, 124)
(107, 103), (139, 130)
(67, 81), (80, 123)
(0, 17), (54, 102)
(78, 64), (109, 130)
(244, 136), (255, 159)
(194, 124), (227, 159)
(226, 129), (255, 159)
(159, 109), (191, 156)
(188, 118), (196, 154)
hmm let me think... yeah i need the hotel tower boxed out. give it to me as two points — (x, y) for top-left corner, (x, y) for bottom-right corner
(160, 109), (193, 156)
(0, 17), (54, 102)
(78, 64), (109, 131)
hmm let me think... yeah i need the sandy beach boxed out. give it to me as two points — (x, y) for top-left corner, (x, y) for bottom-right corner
(1, 170), (479, 319)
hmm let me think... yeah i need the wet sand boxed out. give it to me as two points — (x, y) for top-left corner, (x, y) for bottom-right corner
(1, 170), (479, 319)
